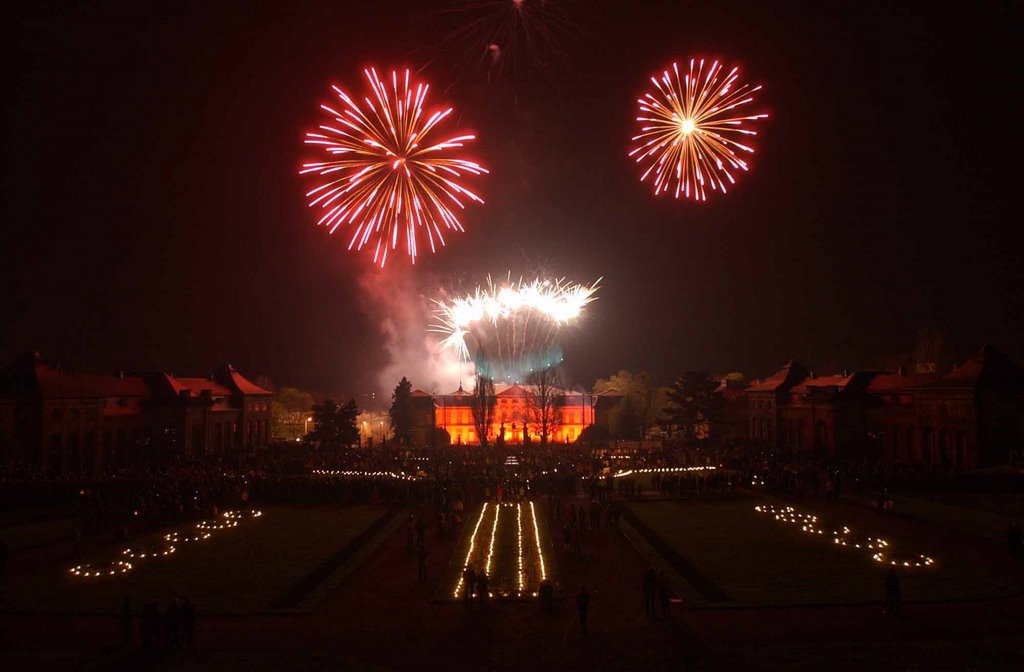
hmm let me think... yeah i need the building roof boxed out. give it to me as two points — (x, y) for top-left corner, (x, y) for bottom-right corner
(411, 389), (433, 398)
(714, 380), (747, 401)
(0, 352), (272, 401)
(0, 353), (150, 398)
(746, 360), (810, 393)
(916, 345), (1024, 391)
(212, 365), (272, 396)
(174, 377), (235, 397)
(790, 374), (854, 393)
(865, 372), (939, 393)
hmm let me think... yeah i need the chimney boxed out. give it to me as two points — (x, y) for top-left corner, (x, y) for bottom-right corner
(809, 370), (816, 379)
(897, 365), (905, 376)
(842, 368), (849, 377)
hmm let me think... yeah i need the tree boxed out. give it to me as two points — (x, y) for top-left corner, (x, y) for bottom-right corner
(665, 372), (724, 443)
(271, 386), (315, 441)
(593, 371), (667, 445)
(389, 377), (415, 447)
(307, 398), (340, 448)
(338, 399), (360, 447)
(526, 367), (565, 448)
(306, 397), (360, 449)
(470, 375), (496, 448)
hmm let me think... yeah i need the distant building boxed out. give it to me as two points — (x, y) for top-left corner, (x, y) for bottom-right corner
(0, 352), (272, 476)
(745, 345), (1024, 469)
(427, 384), (598, 445)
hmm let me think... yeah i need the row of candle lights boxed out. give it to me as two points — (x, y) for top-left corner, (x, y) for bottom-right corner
(69, 509), (263, 579)
(754, 504), (935, 568)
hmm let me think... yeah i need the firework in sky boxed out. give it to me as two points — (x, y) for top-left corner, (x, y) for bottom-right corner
(629, 59), (767, 202)
(301, 68), (487, 267)
(431, 275), (600, 382)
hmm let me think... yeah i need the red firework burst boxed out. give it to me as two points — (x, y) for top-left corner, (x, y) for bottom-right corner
(629, 59), (767, 202)
(301, 68), (487, 267)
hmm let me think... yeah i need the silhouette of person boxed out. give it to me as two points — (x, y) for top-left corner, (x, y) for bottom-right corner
(181, 598), (195, 646)
(657, 570), (671, 617)
(463, 566), (476, 604)
(415, 517), (426, 547)
(477, 572), (489, 610)
(576, 585), (591, 635)
(120, 597), (132, 646)
(164, 599), (181, 652)
(141, 602), (159, 651)
(1007, 522), (1022, 554)
(417, 544), (428, 582)
(643, 568), (657, 616)
(884, 568), (901, 615)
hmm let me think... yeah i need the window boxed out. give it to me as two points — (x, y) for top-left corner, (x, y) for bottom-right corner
(69, 408), (80, 421)
(118, 398), (128, 407)
(51, 408), (63, 423)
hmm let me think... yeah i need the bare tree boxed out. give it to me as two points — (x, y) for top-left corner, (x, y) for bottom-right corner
(470, 374), (496, 448)
(526, 366), (566, 448)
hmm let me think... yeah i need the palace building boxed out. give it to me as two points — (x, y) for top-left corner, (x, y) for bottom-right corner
(0, 352), (272, 476)
(428, 384), (600, 445)
(745, 345), (1024, 469)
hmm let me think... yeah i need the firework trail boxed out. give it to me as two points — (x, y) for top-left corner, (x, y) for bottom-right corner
(629, 59), (767, 202)
(424, 0), (578, 85)
(301, 68), (488, 267)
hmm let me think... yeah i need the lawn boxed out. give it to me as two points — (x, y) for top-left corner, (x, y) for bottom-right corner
(0, 504), (389, 614)
(626, 498), (1021, 607)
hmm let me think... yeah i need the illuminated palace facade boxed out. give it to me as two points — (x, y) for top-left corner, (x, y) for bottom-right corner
(429, 384), (598, 445)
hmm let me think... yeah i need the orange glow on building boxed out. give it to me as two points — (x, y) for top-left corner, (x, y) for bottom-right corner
(433, 384), (595, 445)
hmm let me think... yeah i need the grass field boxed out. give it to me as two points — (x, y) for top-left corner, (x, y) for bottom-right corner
(0, 504), (389, 614)
(626, 498), (1021, 607)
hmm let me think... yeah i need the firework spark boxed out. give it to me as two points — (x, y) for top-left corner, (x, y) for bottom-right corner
(629, 59), (767, 202)
(431, 275), (600, 381)
(300, 68), (488, 267)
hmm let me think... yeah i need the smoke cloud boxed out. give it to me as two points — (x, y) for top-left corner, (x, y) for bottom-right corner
(356, 266), (470, 403)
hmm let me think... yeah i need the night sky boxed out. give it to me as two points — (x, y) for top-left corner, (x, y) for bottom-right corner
(2, 1), (1020, 400)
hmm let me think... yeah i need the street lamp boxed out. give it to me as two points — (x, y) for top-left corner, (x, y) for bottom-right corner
(303, 415), (313, 435)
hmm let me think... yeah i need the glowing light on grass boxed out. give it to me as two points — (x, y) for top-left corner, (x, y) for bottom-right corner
(223, 509), (264, 520)
(196, 518), (239, 531)
(69, 561), (133, 578)
(529, 500), (546, 583)
(485, 504), (501, 578)
(613, 465), (717, 478)
(872, 552), (936, 568)
(121, 544), (177, 560)
(453, 503), (489, 598)
(164, 531), (212, 543)
(630, 58), (767, 202)
(756, 504), (934, 568)
(516, 503), (524, 594)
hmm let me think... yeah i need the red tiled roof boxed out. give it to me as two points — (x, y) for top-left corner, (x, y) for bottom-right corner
(174, 377), (235, 397)
(866, 372), (939, 393)
(33, 366), (150, 398)
(746, 360), (809, 392)
(222, 368), (271, 395)
(917, 345), (1024, 390)
(790, 374), (854, 393)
